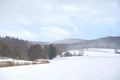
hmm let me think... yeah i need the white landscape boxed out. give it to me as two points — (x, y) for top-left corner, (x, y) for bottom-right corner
(0, 48), (120, 80)
(0, 0), (120, 80)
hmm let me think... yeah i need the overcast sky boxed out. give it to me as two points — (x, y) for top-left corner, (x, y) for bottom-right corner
(0, 0), (120, 42)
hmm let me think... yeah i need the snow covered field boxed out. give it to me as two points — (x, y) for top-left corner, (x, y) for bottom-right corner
(0, 48), (120, 80)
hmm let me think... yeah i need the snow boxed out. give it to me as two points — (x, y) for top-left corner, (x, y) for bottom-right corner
(63, 48), (120, 57)
(53, 38), (84, 44)
(0, 58), (33, 64)
(84, 48), (120, 57)
(0, 48), (120, 80)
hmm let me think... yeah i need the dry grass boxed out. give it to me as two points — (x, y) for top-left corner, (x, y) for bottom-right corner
(33, 60), (50, 64)
(0, 60), (50, 67)
(0, 61), (14, 67)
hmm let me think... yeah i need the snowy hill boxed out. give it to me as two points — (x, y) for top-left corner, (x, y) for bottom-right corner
(1, 36), (120, 60)
(53, 38), (85, 44)
(73, 36), (120, 49)
(28, 36), (120, 53)
(29, 41), (49, 45)
(51, 36), (120, 53)
(84, 48), (120, 57)
(62, 48), (120, 57)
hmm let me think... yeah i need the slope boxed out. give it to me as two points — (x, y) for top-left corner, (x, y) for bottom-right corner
(0, 55), (120, 80)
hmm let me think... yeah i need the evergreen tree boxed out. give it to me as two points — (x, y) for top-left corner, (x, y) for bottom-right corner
(43, 45), (49, 59)
(48, 44), (57, 59)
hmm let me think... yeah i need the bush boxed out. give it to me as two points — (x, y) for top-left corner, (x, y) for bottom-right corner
(63, 52), (71, 57)
(33, 59), (50, 64)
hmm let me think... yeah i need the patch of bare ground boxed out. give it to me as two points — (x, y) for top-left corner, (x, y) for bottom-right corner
(0, 59), (50, 67)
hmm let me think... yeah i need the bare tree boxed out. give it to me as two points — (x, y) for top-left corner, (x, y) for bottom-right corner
(27, 44), (44, 61)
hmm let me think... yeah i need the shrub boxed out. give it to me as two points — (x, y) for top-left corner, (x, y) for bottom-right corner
(63, 52), (71, 57)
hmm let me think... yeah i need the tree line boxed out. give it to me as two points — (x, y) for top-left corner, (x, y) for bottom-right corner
(28, 44), (58, 61)
(0, 36), (60, 60)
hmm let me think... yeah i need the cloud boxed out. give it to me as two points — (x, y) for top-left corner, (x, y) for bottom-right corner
(0, 28), (38, 40)
(37, 26), (71, 41)
(33, 26), (83, 41)
(62, 5), (81, 12)
(1, 0), (119, 26)
(0, 0), (120, 41)
(34, 14), (74, 27)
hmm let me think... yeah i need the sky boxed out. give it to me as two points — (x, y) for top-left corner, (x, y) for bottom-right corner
(0, 0), (120, 42)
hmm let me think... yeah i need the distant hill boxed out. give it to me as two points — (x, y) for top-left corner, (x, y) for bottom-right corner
(0, 36), (120, 59)
(30, 41), (49, 45)
(68, 36), (120, 50)
(28, 36), (120, 52)
(53, 38), (86, 44)
(52, 36), (120, 52)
